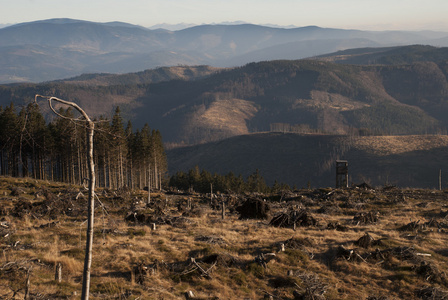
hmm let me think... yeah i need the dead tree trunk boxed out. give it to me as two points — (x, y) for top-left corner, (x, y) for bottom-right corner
(36, 95), (95, 300)
(147, 163), (151, 204)
(222, 199), (225, 220)
(210, 183), (213, 206)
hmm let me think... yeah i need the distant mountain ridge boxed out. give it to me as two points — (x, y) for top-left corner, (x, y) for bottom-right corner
(1, 18), (448, 83)
(315, 44), (448, 65)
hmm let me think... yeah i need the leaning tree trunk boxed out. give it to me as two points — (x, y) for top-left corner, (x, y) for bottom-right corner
(35, 95), (95, 300)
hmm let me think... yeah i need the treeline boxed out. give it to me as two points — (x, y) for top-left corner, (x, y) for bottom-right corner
(0, 103), (167, 189)
(169, 166), (292, 194)
(270, 123), (320, 134)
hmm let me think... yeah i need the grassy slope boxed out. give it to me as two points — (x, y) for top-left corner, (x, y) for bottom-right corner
(1, 176), (448, 299)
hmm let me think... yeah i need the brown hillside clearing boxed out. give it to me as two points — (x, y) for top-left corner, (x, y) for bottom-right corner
(2, 176), (448, 299)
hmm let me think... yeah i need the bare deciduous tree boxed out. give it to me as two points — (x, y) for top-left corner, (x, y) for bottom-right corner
(35, 95), (95, 300)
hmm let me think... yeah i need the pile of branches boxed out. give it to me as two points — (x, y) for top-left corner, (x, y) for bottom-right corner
(335, 245), (418, 264)
(134, 252), (241, 284)
(400, 220), (425, 231)
(326, 221), (349, 231)
(291, 271), (327, 300)
(400, 219), (448, 232)
(182, 207), (205, 218)
(236, 198), (270, 220)
(11, 189), (87, 219)
(415, 286), (448, 299)
(125, 212), (195, 228)
(11, 200), (34, 218)
(125, 202), (170, 225)
(38, 192), (87, 218)
(254, 253), (277, 269)
(334, 244), (430, 266)
(335, 245), (366, 263)
(352, 211), (379, 225)
(354, 233), (382, 249)
(174, 257), (220, 280)
(415, 261), (443, 282)
(125, 212), (154, 224)
(0, 221), (11, 239)
(345, 245), (446, 284)
(133, 255), (228, 286)
(269, 209), (318, 228)
(274, 237), (315, 260)
(440, 210), (448, 219)
(0, 259), (46, 299)
(358, 246), (421, 265)
(9, 186), (26, 197)
(133, 259), (169, 285)
(316, 203), (342, 215)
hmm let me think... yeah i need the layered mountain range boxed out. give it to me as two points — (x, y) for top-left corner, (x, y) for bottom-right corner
(1, 18), (448, 83)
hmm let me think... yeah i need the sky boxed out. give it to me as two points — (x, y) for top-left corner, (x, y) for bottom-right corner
(1, 0), (448, 31)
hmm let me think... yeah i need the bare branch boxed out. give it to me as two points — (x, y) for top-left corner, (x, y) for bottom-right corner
(35, 94), (91, 122)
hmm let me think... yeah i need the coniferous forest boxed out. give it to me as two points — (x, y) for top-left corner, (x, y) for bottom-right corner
(0, 101), (290, 194)
(0, 102), (167, 190)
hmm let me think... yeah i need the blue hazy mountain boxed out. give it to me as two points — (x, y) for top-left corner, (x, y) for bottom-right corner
(1, 18), (447, 83)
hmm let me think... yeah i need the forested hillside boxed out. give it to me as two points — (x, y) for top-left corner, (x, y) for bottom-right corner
(167, 133), (448, 188)
(2, 56), (448, 146)
(316, 45), (448, 65)
(130, 59), (448, 145)
(0, 103), (167, 190)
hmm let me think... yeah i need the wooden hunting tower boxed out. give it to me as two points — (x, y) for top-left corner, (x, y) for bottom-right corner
(336, 160), (348, 188)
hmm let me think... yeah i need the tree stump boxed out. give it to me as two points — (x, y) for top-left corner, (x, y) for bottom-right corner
(221, 200), (225, 220)
(24, 268), (30, 300)
(55, 262), (62, 283)
(185, 290), (195, 299)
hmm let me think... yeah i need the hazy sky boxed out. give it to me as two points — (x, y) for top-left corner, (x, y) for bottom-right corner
(2, 0), (448, 31)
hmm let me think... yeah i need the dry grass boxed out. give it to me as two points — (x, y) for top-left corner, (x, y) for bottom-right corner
(351, 135), (448, 156)
(1, 177), (448, 299)
(185, 97), (258, 143)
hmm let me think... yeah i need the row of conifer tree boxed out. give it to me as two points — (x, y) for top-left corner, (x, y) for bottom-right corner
(169, 166), (293, 194)
(0, 103), (167, 190)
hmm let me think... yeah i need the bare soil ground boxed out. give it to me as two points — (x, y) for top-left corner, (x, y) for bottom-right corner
(1, 176), (448, 299)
